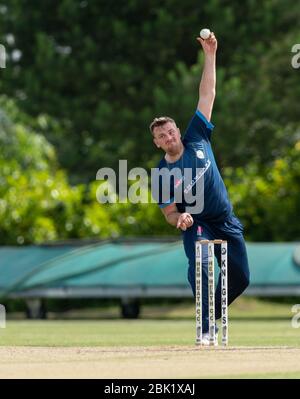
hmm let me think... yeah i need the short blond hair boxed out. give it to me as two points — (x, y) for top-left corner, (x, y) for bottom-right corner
(149, 116), (176, 135)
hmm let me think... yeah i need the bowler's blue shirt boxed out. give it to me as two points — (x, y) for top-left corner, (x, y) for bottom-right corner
(152, 110), (232, 223)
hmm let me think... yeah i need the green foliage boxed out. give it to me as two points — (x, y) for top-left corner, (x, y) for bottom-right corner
(1, 0), (299, 180)
(0, 2), (299, 243)
(1, 99), (299, 244)
(0, 105), (110, 244)
(0, 103), (174, 244)
(88, 181), (175, 237)
(225, 141), (300, 241)
(0, 0), (204, 180)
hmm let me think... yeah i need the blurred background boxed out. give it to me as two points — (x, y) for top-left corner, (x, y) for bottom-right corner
(0, 0), (299, 320)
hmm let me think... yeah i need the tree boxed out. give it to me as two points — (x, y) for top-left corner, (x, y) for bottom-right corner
(1, 1), (298, 181)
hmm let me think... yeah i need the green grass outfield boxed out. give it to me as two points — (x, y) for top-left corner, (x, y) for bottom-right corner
(0, 298), (300, 378)
(0, 318), (299, 347)
(0, 297), (299, 347)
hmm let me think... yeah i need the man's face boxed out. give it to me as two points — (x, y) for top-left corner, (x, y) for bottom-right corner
(153, 122), (182, 155)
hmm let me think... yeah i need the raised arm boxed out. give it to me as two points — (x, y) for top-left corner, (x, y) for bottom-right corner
(196, 32), (218, 122)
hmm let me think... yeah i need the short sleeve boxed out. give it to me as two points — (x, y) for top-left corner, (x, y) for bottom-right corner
(183, 110), (214, 144)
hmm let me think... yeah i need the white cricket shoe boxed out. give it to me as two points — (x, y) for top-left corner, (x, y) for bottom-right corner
(201, 332), (218, 346)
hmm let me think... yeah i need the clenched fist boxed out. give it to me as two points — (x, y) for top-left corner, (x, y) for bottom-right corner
(176, 213), (194, 231)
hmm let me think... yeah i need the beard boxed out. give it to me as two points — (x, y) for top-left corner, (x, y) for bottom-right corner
(165, 140), (182, 156)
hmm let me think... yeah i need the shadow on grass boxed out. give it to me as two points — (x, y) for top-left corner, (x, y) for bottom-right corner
(6, 314), (292, 321)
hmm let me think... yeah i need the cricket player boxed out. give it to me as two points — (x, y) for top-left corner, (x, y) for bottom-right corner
(150, 32), (250, 345)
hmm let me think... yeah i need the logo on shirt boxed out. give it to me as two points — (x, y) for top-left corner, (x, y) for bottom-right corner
(196, 150), (205, 159)
(175, 178), (184, 188)
(184, 160), (211, 194)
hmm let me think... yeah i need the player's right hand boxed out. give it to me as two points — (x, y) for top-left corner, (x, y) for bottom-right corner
(176, 213), (194, 231)
(196, 32), (217, 54)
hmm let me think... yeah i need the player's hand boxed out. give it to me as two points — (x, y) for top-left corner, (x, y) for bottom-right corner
(176, 213), (194, 231)
(196, 32), (217, 54)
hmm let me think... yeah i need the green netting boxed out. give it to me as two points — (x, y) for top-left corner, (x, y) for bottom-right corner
(0, 241), (299, 296)
(246, 243), (300, 285)
(0, 246), (73, 292)
(17, 241), (181, 291)
(45, 241), (187, 288)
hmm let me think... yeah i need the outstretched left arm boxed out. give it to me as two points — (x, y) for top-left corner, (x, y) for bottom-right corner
(196, 32), (218, 122)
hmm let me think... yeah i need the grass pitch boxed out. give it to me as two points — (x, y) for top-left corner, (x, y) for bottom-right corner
(0, 297), (300, 378)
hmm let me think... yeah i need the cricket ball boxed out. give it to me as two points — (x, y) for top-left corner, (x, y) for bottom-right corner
(200, 28), (211, 40)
